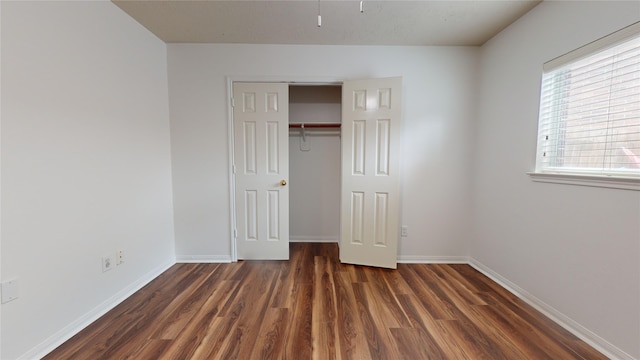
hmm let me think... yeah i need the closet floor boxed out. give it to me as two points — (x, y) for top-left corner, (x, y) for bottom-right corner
(45, 242), (606, 359)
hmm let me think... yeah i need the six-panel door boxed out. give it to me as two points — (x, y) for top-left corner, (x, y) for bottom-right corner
(340, 77), (402, 269)
(233, 83), (289, 260)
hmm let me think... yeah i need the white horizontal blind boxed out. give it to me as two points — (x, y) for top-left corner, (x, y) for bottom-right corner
(536, 27), (640, 177)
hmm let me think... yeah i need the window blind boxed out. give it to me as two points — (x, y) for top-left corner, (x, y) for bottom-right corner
(536, 23), (640, 177)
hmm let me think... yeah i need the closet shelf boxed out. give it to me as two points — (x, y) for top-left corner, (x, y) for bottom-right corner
(289, 123), (341, 129)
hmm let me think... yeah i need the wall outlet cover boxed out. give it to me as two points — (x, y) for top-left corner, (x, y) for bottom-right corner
(102, 255), (114, 272)
(1, 279), (20, 304)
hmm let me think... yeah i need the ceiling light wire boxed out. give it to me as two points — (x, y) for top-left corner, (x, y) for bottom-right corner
(317, 0), (322, 27)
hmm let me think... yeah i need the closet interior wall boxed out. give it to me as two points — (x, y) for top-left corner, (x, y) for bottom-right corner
(288, 85), (341, 243)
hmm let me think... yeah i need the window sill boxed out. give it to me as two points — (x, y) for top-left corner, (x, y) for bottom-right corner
(527, 172), (640, 191)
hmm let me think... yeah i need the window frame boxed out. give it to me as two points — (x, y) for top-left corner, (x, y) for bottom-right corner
(530, 21), (640, 191)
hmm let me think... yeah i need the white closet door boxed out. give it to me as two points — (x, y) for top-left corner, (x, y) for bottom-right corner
(340, 77), (402, 269)
(233, 83), (289, 260)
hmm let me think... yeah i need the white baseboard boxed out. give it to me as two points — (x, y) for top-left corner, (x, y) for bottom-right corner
(397, 255), (469, 264)
(469, 258), (635, 360)
(176, 254), (233, 263)
(18, 253), (633, 360)
(290, 236), (338, 243)
(20, 259), (175, 360)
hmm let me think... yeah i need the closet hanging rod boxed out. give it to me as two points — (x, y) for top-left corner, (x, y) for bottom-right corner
(289, 123), (341, 129)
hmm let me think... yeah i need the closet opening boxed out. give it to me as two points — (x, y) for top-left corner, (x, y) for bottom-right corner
(232, 77), (400, 267)
(288, 85), (342, 244)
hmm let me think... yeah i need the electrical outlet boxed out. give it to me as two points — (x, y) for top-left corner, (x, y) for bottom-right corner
(1, 278), (19, 304)
(102, 254), (114, 272)
(401, 226), (408, 237)
(116, 250), (125, 265)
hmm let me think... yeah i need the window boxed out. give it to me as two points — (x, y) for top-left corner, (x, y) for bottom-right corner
(533, 22), (640, 187)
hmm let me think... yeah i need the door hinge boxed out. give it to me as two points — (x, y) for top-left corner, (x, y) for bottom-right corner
(232, 164), (236, 174)
(231, 97), (235, 107)
(233, 228), (237, 238)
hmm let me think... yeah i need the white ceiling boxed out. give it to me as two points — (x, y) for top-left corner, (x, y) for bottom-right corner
(113, 0), (542, 46)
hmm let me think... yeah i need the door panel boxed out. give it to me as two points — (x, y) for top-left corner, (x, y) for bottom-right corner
(234, 83), (289, 260)
(340, 77), (402, 269)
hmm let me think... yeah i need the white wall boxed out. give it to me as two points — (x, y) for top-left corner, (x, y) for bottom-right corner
(289, 86), (341, 242)
(1, 2), (175, 359)
(472, 1), (640, 359)
(0, 2), (4, 357)
(168, 44), (479, 261)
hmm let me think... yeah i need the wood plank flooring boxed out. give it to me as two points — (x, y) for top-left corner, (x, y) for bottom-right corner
(45, 243), (607, 359)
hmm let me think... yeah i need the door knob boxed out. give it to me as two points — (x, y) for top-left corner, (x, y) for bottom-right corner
(281, 179), (287, 186)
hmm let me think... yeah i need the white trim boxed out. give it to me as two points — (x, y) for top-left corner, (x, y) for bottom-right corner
(226, 76), (238, 262)
(175, 255), (233, 263)
(469, 258), (635, 360)
(290, 236), (339, 243)
(227, 75), (345, 263)
(20, 259), (175, 360)
(528, 172), (640, 191)
(227, 75), (343, 85)
(397, 255), (469, 264)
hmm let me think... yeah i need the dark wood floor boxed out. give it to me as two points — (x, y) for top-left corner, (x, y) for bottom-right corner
(45, 243), (606, 359)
